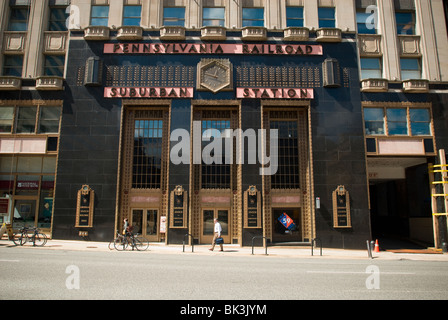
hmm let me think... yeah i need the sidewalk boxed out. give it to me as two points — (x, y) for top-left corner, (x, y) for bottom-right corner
(1, 238), (447, 261)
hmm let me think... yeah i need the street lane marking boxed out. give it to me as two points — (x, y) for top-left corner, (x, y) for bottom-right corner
(0, 259), (20, 262)
(307, 271), (415, 275)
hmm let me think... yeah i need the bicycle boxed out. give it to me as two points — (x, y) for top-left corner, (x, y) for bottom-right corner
(113, 230), (149, 251)
(13, 227), (47, 247)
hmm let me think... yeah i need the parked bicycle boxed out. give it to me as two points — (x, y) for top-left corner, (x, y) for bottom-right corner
(13, 227), (47, 247)
(113, 230), (149, 251)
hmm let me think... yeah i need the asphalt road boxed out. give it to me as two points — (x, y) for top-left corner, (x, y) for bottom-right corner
(1, 246), (447, 302)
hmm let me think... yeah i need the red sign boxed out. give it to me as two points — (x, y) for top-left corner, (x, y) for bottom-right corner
(237, 87), (314, 99)
(104, 87), (194, 98)
(104, 43), (323, 56)
(0, 198), (9, 214)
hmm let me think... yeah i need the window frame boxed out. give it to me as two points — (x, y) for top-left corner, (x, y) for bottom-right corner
(132, 119), (164, 189)
(395, 11), (416, 35)
(43, 55), (66, 78)
(360, 57), (382, 79)
(48, 6), (69, 31)
(400, 58), (422, 80)
(163, 7), (186, 27)
(286, 6), (304, 28)
(318, 7), (336, 28)
(201, 118), (232, 189)
(202, 7), (225, 27)
(363, 105), (433, 137)
(90, 5), (109, 27)
(356, 9), (377, 34)
(0, 104), (62, 136)
(123, 5), (142, 27)
(2, 55), (24, 77)
(242, 7), (265, 27)
(8, 6), (30, 31)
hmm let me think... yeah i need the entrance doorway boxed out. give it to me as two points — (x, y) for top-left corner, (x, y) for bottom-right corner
(272, 208), (302, 243)
(201, 208), (230, 244)
(368, 159), (433, 248)
(131, 209), (159, 241)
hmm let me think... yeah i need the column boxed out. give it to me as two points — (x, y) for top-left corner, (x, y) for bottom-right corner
(378, 0), (400, 81)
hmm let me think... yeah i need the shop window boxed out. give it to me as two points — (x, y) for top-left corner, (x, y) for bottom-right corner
(43, 55), (65, 77)
(39, 175), (54, 229)
(400, 58), (421, 80)
(396, 11), (415, 35)
(360, 58), (382, 79)
(364, 108), (385, 135)
(270, 120), (300, 189)
(356, 9), (377, 34)
(39, 106), (61, 134)
(201, 119), (231, 189)
(163, 7), (185, 27)
(318, 7), (336, 28)
(15, 106), (37, 134)
(90, 5), (109, 27)
(410, 109), (431, 136)
(0, 107), (14, 134)
(286, 6), (304, 27)
(132, 119), (163, 189)
(48, 7), (68, 31)
(203, 7), (225, 27)
(8, 7), (29, 31)
(15, 175), (40, 196)
(242, 7), (264, 27)
(2, 55), (23, 77)
(123, 5), (141, 26)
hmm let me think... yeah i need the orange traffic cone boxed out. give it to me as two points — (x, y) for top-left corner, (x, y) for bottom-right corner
(374, 239), (380, 253)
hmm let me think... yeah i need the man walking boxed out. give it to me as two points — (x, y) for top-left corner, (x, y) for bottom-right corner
(209, 218), (223, 251)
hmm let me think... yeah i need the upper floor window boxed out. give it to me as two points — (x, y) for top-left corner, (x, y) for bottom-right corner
(203, 7), (225, 27)
(8, 7), (29, 31)
(2, 55), (23, 77)
(364, 107), (432, 137)
(360, 58), (382, 79)
(0, 107), (14, 134)
(43, 55), (65, 77)
(318, 7), (335, 28)
(133, 119), (164, 189)
(400, 58), (421, 80)
(396, 11), (415, 35)
(163, 7), (185, 27)
(286, 6), (304, 27)
(242, 7), (264, 27)
(123, 5), (141, 26)
(356, 10), (377, 34)
(39, 106), (62, 134)
(48, 7), (68, 31)
(90, 5), (109, 27)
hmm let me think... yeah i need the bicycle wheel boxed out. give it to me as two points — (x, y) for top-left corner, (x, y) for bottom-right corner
(12, 233), (26, 246)
(33, 233), (47, 247)
(114, 237), (128, 251)
(133, 237), (149, 251)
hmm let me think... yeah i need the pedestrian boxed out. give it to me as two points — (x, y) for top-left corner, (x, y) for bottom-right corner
(209, 218), (223, 252)
(123, 218), (129, 235)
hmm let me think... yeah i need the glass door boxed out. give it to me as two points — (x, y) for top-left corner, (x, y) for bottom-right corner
(145, 209), (158, 241)
(131, 208), (159, 241)
(201, 208), (230, 244)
